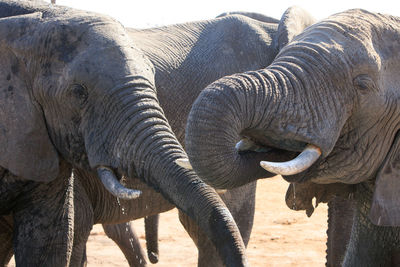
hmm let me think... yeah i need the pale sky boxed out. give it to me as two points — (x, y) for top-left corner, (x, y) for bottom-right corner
(45, 0), (400, 29)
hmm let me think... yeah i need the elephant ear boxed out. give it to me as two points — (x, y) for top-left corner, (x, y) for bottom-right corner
(0, 12), (59, 182)
(274, 6), (316, 50)
(370, 132), (400, 226)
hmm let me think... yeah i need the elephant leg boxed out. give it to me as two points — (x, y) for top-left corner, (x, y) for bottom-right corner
(179, 181), (256, 267)
(343, 183), (400, 267)
(144, 215), (159, 264)
(103, 221), (147, 267)
(12, 162), (75, 267)
(326, 196), (355, 267)
(0, 215), (13, 266)
(69, 175), (94, 267)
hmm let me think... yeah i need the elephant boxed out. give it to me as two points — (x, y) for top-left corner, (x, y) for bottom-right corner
(0, 0), (249, 266)
(184, 7), (400, 266)
(0, 3), (317, 267)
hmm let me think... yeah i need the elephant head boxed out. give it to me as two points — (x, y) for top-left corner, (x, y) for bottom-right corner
(0, 1), (248, 265)
(180, 6), (316, 185)
(185, 9), (400, 226)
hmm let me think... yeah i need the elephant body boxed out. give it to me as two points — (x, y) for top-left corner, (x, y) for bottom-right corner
(185, 8), (400, 266)
(0, 1), (249, 266)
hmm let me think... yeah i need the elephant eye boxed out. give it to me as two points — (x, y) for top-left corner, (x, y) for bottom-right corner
(68, 84), (88, 106)
(353, 74), (377, 93)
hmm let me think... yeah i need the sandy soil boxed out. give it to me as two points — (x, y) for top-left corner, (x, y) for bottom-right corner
(84, 176), (328, 267)
(8, 176), (327, 266)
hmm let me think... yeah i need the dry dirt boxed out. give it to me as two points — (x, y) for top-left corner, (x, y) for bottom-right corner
(85, 176), (328, 267)
(9, 176), (327, 266)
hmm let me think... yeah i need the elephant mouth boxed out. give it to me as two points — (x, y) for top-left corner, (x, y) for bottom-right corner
(236, 134), (321, 183)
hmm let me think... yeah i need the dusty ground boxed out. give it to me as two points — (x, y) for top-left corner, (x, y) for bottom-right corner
(85, 176), (328, 267)
(9, 176), (327, 266)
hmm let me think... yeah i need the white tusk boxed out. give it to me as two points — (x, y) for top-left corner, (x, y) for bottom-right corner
(260, 144), (321, 176)
(175, 158), (193, 170)
(97, 166), (141, 199)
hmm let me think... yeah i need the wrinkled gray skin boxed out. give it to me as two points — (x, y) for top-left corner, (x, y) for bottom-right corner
(186, 8), (400, 266)
(0, 1), (249, 266)
(342, 182), (400, 267)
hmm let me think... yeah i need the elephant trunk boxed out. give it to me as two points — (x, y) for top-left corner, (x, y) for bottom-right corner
(129, 117), (248, 267)
(85, 80), (248, 266)
(185, 69), (300, 189)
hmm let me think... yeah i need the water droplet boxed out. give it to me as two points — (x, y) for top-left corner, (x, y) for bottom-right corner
(129, 237), (135, 251)
(292, 183), (296, 210)
(312, 197), (317, 208)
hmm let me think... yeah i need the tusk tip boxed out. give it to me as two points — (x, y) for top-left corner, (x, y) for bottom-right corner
(260, 161), (278, 173)
(176, 158), (193, 170)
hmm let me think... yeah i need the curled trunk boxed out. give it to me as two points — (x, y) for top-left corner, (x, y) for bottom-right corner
(185, 70), (298, 189)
